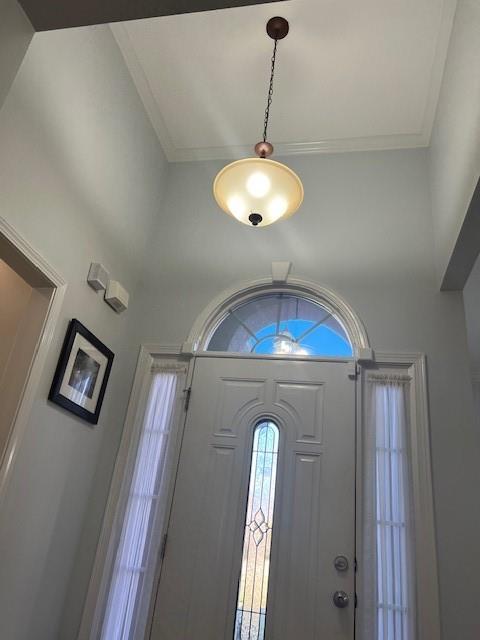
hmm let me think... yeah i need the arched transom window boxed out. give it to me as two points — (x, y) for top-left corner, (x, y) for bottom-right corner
(205, 293), (353, 357)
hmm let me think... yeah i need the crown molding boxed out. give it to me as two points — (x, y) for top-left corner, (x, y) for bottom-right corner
(167, 133), (429, 162)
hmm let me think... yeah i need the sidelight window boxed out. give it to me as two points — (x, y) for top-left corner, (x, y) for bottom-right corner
(234, 421), (280, 640)
(99, 366), (185, 640)
(365, 375), (415, 640)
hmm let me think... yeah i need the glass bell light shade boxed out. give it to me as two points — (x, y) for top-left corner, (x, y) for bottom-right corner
(213, 157), (304, 227)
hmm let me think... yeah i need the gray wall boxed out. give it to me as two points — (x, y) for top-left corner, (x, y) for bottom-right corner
(0, 0), (33, 109)
(463, 252), (480, 372)
(0, 26), (167, 640)
(132, 150), (480, 640)
(429, 0), (480, 284)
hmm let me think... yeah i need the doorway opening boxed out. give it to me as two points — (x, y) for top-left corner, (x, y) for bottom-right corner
(0, 219), (65, 493)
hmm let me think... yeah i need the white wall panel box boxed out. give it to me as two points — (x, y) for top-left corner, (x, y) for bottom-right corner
(87, 263), (109, 292)
(105, 280), (129, 313)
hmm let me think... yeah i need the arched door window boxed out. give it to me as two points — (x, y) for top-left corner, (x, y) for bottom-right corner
(235, 421), (280, 640)
(206, 293), (353, 357)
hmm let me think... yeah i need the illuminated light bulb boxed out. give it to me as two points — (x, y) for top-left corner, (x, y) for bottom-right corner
(275, 339), (293, 354)
(227, 195), (246, 221)
(268, 196), (288, 221)
(246, 172), (271, 198)
(274, 332), (295, 354)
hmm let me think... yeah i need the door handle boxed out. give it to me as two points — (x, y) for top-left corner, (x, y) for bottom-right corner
(333, 590), (349, 609)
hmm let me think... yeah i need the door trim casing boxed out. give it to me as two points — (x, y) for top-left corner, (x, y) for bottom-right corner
(356, 352), (440, 640)
(81, 344), (440, 640)
(0, 217), (66, 505)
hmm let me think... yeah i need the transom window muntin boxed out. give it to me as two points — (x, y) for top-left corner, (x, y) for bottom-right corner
(205, 293), (353, 357)
(234, 420), (280, 640)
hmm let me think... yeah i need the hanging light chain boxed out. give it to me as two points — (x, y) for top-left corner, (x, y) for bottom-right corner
(262, 38), (278, 143)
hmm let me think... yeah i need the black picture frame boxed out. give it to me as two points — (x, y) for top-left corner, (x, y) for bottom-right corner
(48, 319), (114, 424)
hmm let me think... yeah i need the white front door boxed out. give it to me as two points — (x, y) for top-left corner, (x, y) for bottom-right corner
(150, 356), (356, 639)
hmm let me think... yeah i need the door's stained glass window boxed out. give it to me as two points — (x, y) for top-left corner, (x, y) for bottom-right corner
(234, 421), (280, 640)
(206, 293), (352, 357)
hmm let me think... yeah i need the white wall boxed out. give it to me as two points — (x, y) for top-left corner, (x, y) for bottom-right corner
(132, 149), (480, 640)
(0, 0), (33, 109)
(0, 26), (167, 640)
(463, 254), (480, 437)
(429, 0), (480, 285)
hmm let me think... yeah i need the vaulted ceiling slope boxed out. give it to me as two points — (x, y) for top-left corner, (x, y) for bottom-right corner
(111, 0), (457, 162)
(18, 0), (281, 30)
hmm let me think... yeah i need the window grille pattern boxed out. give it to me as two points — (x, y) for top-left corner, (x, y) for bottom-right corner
(206, 293), (352, 357)
(100, 371), (179, 640)
(234, 421), (279, 640)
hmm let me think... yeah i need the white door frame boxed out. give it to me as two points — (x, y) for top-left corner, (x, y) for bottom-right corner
(355, 351), (440, 640)
(81, 342), (440, 640)
(0, 217), (66, 505)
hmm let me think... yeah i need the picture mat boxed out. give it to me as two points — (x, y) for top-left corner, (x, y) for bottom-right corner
(59, 333), (108, 413)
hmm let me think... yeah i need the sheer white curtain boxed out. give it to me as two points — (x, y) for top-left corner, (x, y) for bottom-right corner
(100, 365), (184, 640)
(363, 374), (415, 640)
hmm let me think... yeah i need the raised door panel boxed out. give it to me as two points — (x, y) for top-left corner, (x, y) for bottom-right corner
(213, 378), (266, 439)
(273, 380), (324, 445)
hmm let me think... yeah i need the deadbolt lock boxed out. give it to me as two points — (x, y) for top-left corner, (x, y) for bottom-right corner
(333, 555), (349, 572)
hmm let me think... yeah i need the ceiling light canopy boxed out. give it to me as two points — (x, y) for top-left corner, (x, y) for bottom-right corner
(213, 17), (304, 228)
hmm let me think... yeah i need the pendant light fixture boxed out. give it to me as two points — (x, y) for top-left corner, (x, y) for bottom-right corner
(213, 17), (304, 227)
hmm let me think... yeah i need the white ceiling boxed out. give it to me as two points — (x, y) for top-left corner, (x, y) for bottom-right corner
(111, 0), (457, 162)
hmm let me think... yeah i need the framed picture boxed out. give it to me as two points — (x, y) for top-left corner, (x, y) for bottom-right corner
(49, 319), (114, 424)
